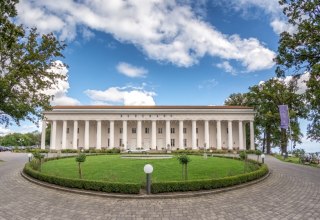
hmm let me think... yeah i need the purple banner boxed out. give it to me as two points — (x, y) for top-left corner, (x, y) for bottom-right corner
(279, 105), (289, 129)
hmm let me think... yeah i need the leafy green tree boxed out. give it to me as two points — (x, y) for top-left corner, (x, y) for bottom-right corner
(177, 154), (191, 181)
(32, 150), (44, 171)
(75, 153), (86, 179)
(275, 0), (320, 142)
(0, 0), (66, 126)
(0, 131), (40, 146)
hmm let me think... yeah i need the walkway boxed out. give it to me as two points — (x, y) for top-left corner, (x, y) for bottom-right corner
(0, 152), (319, 220)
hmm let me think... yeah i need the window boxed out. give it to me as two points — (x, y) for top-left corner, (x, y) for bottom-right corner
(183, 139), (187, 147)
(170, 139), (175, 147)
(77, 128), (79, 134)
(145, 128), (149, 134)
(196, 128), (198, 134)
(120, 128), (123, 134)
(119, 139), (122, 146)
(108, 138), (110, 147)
(170, 128), (175, 134)
(67, 128), (69, 134)
(183, 128), (187, 134)
(158, 128), (163, 134)
(107, 128), (110, 134)
(132, 128), (136, 134)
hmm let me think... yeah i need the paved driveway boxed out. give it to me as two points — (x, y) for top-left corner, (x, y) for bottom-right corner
(0, 152), (319, 220)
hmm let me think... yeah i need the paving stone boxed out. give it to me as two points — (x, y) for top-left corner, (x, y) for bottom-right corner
(0, 152), (319, 220)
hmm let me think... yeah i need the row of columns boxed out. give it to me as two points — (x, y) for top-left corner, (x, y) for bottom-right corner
(42, 120), (255, 150)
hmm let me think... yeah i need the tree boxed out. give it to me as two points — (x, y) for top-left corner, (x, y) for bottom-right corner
(0, 0), (67, 126)
(275, 0), (320, 142)
(177, 154), (191, 181)
(32, 150), (44, 171)
(75, 153), (86, 179)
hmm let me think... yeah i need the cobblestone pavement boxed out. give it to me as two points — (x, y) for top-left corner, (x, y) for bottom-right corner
(0, 152), (319, 220)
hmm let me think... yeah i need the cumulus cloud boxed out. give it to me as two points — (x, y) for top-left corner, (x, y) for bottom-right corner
(216, 0), (296, 35)
(16, 0), (275, 72)
(216, 61), (236, 75)
(85, 85), (156, 106)
(44, 61), (81, 106)
(116, 62), (148, 78)
(259, 72), (310, 94)
(0, 126), (11, 136)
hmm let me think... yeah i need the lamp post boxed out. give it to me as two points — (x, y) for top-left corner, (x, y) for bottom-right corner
(143, 164), (153, 194)
(261, 154), (265, 164)
(28, 153), (32, 162)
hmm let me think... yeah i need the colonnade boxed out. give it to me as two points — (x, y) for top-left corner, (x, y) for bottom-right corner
(41, 119), (255, 150)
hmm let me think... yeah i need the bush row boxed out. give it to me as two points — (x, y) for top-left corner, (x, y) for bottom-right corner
(151, 164), (268, 193)
(23, 163), (140, 194)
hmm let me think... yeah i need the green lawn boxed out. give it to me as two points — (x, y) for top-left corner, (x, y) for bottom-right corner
(41, 155), (257, 183)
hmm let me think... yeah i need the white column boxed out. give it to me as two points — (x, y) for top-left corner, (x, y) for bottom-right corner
(228, 120), (233, 150)
(192, 120), (197, 149)
(61, 120), (67, 149)
(110, 120), (114, 148)
(73, 120), (78, 149)
(179, 120), (184, 149)
(96, 120), (102, 149)
(41, 120), (46, 149)
(250, 120), (255, 150)
(122, 120), (127, 150)
(151, 120), (156, 149)
(216, 120), (221, 150)
(84, 120), (89, 149)
(238, 120), (244, 150)
(137, 120), (142, 148)
(50, 120), (57, 150)
(243, 122), (247, 149)
(166, 120), (170, 149)
(204, 120), (209, 149)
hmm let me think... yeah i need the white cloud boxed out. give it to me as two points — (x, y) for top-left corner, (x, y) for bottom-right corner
(16, 0), (275, 72)
(44, 61), (81, 106)
(85, 85), (156, 106)
(216, 0), (296, 35)
(116, 62), (148, 78)
(0, 126), (11, 136)
(198, 78), (218, 89)
(216, 61), (236, 75)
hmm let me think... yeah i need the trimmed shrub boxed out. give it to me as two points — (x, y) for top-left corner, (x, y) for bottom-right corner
(151, 164), (268, 193)
(23, 164), (140, 194)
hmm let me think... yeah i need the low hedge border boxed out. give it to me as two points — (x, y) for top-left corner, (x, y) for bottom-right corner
(151, 163), (268, 194)
(23, 163), (140, 194)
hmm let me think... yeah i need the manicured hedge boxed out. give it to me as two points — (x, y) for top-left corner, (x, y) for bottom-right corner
(23, 164), (140, 194)
(151, 164), (268, 193)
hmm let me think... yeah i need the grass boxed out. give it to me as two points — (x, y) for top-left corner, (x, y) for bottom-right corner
(274, 155), (320, 168)
(41, 155), (258, 184)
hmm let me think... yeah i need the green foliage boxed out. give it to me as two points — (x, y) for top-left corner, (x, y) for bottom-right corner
(239, 151), (247, 160)
(0, 0), (66, 126)
(23, 164), (140, 194)
(292, 148), (305, 158)
(151, 164), (268, 193)
(75, 153), (86, 163)
(177, 154), (191, 180)
(275, 0), (320, 142)
(0, 131), (41, 146)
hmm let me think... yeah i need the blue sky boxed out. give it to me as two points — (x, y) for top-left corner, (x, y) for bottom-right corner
(1, 0), (318, 152)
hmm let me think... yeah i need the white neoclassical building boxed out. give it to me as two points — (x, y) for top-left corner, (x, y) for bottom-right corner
(41, 106), (255, 151)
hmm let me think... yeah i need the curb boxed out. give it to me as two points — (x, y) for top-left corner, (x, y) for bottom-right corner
(21, 170), (271, 199)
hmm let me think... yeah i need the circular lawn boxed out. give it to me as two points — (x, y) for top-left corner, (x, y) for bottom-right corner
(41, 155), (259, 184)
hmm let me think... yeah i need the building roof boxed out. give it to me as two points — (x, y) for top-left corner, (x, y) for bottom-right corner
(52, 105), (253, 110)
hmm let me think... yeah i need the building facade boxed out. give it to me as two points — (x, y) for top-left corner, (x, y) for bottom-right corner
(41, 106), (255, 151)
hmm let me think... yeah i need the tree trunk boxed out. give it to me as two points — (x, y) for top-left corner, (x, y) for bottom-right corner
(262, 131), (266, 153)
(266, 126), (271, 154)
(185, 164), (188, 181)
(281, 128), (287, 155)
(182, 164), (184, 180)
(78, 162), (82, 179)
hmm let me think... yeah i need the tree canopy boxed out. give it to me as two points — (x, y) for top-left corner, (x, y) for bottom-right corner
(0, 0), (67, 126)
(275, 0), (320, 142)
